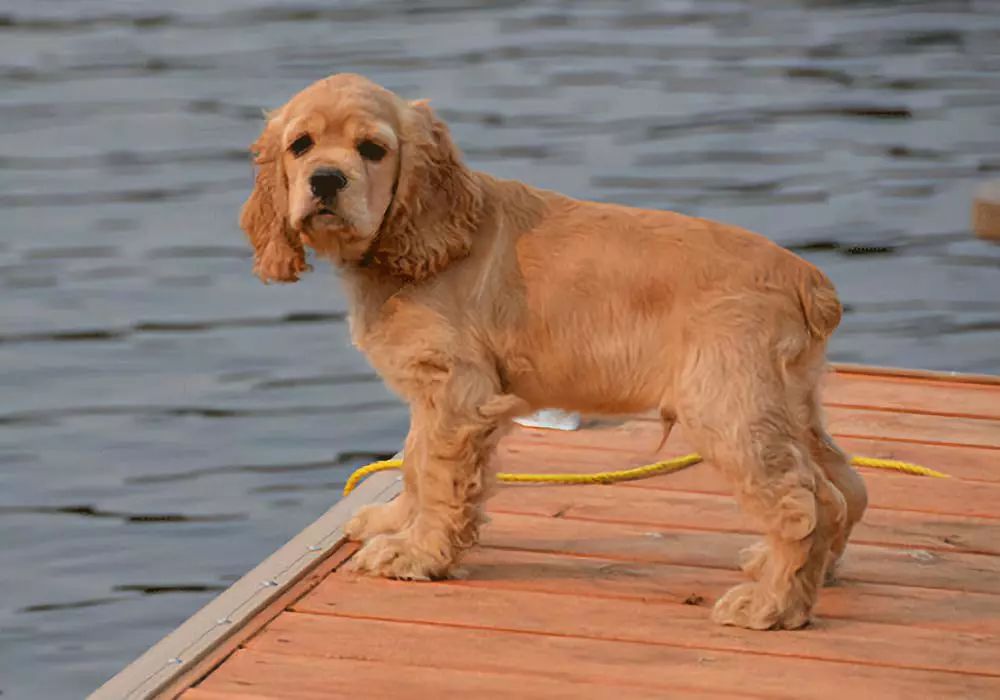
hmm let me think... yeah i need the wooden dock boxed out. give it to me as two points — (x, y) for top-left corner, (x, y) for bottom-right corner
(93, 365), (1000, 699)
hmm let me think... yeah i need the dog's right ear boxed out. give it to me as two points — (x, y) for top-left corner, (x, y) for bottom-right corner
(239, 114), (309, 283)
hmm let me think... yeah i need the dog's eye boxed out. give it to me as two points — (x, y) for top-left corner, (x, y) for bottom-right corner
(357, 140), (387, 162)
(289, 134), (313, 157)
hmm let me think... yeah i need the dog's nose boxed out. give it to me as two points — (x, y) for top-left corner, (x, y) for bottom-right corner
(310, 168), (348, 199)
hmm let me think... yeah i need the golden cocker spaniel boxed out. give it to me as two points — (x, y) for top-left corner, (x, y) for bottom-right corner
(240, 73), (867, 630)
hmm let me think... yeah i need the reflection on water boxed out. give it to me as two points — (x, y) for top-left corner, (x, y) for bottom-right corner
(1, 0), (998, 696)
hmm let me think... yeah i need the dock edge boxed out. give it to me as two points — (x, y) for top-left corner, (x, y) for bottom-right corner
(89, 462), (402, 700)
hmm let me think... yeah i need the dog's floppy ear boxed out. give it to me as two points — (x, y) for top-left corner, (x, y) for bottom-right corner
(376, 99), (483, 282)
(240, 114), (309, 283)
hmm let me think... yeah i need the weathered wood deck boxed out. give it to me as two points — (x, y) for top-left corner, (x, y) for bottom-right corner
(94, 365), (1000, 699)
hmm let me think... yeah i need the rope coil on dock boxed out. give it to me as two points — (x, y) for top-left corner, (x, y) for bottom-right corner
(343, 453), (948, 497)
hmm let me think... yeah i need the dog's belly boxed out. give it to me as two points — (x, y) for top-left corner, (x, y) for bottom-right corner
(508, 371), (666, 415)
(501, 316), (677, 415)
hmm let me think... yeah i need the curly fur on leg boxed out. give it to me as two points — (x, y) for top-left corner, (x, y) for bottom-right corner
(350, 367), (524, 580)
(808, 416), (868, 581)
(345, 495), (415, 542)
(677, 316), (848, 630)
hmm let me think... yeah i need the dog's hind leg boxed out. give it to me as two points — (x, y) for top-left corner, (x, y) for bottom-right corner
(806, 393), (867, 582)
(742, 390), (864, 587)
(676, 327), (845, 629)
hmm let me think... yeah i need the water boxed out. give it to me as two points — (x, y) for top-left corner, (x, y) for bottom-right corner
(1, 0), (999, 696)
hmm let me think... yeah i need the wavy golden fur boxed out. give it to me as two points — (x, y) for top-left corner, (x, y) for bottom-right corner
(240, 73), (867, 630)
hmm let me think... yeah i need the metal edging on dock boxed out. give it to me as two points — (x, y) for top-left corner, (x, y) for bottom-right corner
(89, 462), (403, 700)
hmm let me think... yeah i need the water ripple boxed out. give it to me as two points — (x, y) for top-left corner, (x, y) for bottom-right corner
(125, 451), (397, 485)
(0, 400), (402, 427)
(0, 505), (245, 523)
(0, 312), (347, 346)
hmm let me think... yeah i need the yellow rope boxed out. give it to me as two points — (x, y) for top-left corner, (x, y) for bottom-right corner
(344, 459), (407, 497)
(342, 453), (948, 497)
(849, 456), (949, 479)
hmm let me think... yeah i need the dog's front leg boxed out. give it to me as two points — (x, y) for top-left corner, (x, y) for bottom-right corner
(345, 426), (422, 542)
(350, 365), (521, 580)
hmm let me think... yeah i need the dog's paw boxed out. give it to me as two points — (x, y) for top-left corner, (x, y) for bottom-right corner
(348, 532), (452, 581)
(711, 582), (811, 630)
(345, 500), (411, 542)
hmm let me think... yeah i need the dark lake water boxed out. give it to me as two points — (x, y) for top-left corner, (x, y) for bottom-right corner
(1, 0), (999, 697)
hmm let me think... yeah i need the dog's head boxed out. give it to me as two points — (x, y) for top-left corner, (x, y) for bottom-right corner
(240, 73), (482, 283)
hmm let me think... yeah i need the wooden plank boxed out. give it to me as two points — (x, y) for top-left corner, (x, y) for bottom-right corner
(502, 412), (1000, 461)
(480, 512), (1000, 594)
(88, 468), (402, 700)
(487, 484), (1000, 555)
(184, 690), (274, 700)
(824, 371), (1000, 420)
(154, 543), (360, 700)
(495, 443), (1000, 520)
(850, 506), (999, 554)
(831, 363), (1000, 387)
(814, 436), (998, 483)
(247, 612), (1000, 699)
(297, 576), (1000, 677)
(500, 421), (1000, 481)
(189, 649), (707, 700)
(499, 432), (1000, 484)
(455, 547), (1000, 636)
(826, 407), (1000, 450)
(973, 180), (1000, 242)
(506, 381), (1000, 450)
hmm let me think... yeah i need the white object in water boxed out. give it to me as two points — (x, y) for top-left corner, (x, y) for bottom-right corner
(513, 408), (581, 431)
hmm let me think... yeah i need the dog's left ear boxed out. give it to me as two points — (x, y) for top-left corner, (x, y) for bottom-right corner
(375, 99), (483, 282)
(240, 114), (310, 283)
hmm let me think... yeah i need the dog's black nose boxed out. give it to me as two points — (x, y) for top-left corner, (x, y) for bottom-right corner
(310, 168), (348, 199)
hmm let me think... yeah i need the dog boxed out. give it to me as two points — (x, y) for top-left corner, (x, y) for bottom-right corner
(239, 73), (867, 630)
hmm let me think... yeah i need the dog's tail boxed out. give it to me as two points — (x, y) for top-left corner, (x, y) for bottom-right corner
(796, 264), (842, 340)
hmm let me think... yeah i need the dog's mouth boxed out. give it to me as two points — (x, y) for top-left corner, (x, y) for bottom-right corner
(302, 207), (372, 261)
(308, 207), (349, 228)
